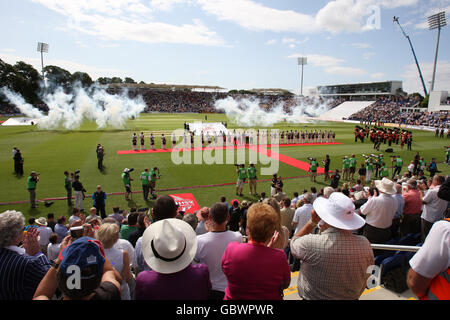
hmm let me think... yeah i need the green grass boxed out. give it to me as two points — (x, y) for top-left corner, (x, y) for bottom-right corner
(1, 113), (449, 221)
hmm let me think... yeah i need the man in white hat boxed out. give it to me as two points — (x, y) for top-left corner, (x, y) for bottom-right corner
(135, 219), (211, 300)
(290, 192), (374, 300)
(358, 177), (398, 244)
(36, 217), (53, 256)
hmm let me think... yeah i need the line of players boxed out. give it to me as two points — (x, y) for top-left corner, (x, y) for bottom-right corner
(280, 129), (336, 144)
(132, 128), (336, 150)
(354, 126), (413, 151)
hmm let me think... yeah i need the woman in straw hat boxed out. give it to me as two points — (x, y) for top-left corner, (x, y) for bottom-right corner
(136, 219), (211, 300)
(290, 192), (374, 300)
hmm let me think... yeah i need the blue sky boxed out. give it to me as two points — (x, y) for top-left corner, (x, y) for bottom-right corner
(0, 0), (449, 95)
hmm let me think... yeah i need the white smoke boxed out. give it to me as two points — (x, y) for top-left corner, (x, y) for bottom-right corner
(0, 84), (146, 130)
(214, 95), (330, 127)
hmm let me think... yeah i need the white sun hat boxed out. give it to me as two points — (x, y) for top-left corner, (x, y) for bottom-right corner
(141, 219), (197, 274)
(313, 192), (365, 230)
(374, 177), (396, 195)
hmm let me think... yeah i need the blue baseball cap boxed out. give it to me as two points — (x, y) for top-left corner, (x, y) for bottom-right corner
(58, 237), (106, 280)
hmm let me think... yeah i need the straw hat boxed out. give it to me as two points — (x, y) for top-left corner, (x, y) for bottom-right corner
(141, 219), (197, 274)
(36, 217), (47, 226)
(313, 192), (365, 230)
(374, 178), (396, 195)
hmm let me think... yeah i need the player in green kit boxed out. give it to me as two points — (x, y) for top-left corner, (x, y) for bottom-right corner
(342, 156), (350, 181)
(309, 157), (318, 182)
(365, 157), (374, 182)
(140, 168), (151, 201)
(392, 155), (403, 179)
(236, 164), (247, 196)
(349, 154), (357, 182)
(380, 162), (390, 178)
(150, 167), (160, 199)
(122, 168), (133, 201)
(248, 163), (258, 196)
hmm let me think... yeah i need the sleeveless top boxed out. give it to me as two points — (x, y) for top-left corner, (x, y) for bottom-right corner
(105, 246), (131, 300)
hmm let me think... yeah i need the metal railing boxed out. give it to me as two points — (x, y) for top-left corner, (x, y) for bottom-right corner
(370, 244), (420, 253)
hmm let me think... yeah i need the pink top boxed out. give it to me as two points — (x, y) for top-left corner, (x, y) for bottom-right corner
(403, 189), (422, 215)
(221, 242), (291, 300)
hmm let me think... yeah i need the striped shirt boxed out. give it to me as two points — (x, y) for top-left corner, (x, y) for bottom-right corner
(290, 227), (374, 300)
(0, 247), (51, 300)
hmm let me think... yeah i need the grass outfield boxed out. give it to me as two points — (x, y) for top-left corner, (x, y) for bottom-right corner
(1, 113), (449, 221)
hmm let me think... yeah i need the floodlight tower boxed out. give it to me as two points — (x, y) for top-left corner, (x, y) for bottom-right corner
(393, 16), (427, 96)
(297, 57), (307, 96)
(37, 42), (49, 81)
(428, 11), (447, 92)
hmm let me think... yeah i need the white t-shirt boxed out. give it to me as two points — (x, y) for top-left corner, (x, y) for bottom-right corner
(360, 193), (398, 229)
(421, 186), (448, 223)
(115, 238), (135, 269)
(292, 204), (313, 234)
(68, 215), (81, 226)
(37, 226), (53, 246)
(194, 231), (242, 292)
(409, 220), (450, 278)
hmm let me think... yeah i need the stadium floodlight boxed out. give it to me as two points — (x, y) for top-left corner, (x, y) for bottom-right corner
(393, 16), (427, 96)
(428, 11), (447, 92)
(297, 57), (307, 96)
(37, 42), (49, 82)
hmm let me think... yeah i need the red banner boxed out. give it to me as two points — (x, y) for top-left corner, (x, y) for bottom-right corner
(169, 193), (201, 214)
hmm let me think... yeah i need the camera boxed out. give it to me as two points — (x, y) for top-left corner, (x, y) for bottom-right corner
(307, 157), (314, 161)
(70, 226), (84, 239)
(124, 168), (134, 173)
(70, 170), (81, 177)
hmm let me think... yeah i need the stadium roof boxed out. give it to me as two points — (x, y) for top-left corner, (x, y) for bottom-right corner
(249, 88), (293, 95)
(109, 83), (225, 91)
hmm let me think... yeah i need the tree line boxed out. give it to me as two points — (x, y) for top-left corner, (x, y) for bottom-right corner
(0, 58), (142, 105)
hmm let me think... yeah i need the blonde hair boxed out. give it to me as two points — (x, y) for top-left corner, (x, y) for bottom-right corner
(95, 223), (120, 249)
(247, 203), (278, 243)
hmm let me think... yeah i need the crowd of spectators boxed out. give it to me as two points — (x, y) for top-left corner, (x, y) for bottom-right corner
(349, 96), (449, 128)
(1, 164), (449, 300)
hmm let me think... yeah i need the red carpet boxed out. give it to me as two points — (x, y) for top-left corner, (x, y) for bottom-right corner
(117, 142), (342, 155)
(248, 145), (325, 174)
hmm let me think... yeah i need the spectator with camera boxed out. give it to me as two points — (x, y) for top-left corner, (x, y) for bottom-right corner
(33, 235), (122, 300)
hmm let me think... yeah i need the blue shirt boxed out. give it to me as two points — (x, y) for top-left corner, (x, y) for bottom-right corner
(392, 194), (405, 219)
(55, 223), (69, 243)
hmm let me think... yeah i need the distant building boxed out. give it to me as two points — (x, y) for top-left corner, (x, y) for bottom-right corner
(317, 81), (404, 99)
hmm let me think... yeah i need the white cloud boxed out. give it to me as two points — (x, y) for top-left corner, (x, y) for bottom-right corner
(1, 52), (127, 80)
(401, 60), (450, 94)
(266, 39), (277, 45)
(287, 53), (368, 76)
(198, 0), (419, 34)
(31, 0), (226, 46)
